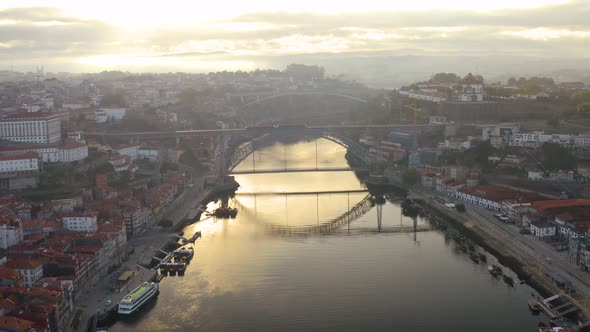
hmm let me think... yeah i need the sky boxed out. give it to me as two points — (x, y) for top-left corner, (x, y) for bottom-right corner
(0, 0), (589, 73)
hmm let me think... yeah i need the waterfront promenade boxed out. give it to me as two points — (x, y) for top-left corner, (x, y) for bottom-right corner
(75, 171), (214, 331)
(411, 187), (590, 300)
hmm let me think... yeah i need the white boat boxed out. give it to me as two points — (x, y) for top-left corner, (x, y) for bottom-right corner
(117, 282), (159, 315)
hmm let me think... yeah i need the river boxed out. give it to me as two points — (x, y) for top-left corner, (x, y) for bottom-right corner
(112, 138), (542, 331)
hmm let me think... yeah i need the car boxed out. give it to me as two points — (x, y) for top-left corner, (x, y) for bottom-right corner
(105, 300), (112, 306)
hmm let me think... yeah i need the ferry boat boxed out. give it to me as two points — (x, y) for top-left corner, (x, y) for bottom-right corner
(118, 282), (159, 315)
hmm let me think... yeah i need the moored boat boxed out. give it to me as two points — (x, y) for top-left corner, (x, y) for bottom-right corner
(488, 265), (502, 277)
(118, 282), (159, 315)
(502, 274), (514, 286)
(469, 252), (480, 264)
(174, 247), (194, 262)
(539, 328), (568, 332)
(478, 253), (487, 263)
(528, 299), (541, 314)
(457, 242), (467, 252)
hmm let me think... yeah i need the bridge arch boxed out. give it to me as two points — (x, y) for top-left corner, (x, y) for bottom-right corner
(241, 92), (368, 108)
(226, 128), (370, 174)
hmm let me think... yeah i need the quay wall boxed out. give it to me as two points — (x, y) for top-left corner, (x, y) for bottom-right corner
(415, 196), (561, 298)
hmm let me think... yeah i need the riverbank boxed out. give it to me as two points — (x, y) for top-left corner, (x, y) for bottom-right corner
(412, 192), (590, 321)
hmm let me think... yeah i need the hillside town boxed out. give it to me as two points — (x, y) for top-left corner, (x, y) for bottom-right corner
(0, 67), (590, 330)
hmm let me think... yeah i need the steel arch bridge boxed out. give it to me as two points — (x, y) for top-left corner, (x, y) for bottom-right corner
(225, 128), (371, 174)
(240, 92), (368, 108)
(233, 192), (431, 235)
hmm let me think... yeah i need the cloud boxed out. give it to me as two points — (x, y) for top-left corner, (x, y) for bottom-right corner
(2, 1), (590, 71)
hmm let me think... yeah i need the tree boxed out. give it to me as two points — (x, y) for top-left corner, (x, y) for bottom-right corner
(571, 90), (590, 104)
(179, 88), (198, 105)
(100, 93), (127, 107)
(578, 102), (590, 115)
(431, 73), (460, 84)
(401, 168), (421, 187)
(158, 219), (173, 228)
(541, 142), (576, 171)
(546, 116), (560, 128)
(455, 203), (466, 213)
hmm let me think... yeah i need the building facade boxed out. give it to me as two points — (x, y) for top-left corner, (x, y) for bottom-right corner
(0, 112), (61, 144)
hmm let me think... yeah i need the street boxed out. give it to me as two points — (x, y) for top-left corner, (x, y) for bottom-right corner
(412, 187), (590, 297)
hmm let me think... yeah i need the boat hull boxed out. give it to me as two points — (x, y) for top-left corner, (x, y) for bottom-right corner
(118, 283), (159, 315)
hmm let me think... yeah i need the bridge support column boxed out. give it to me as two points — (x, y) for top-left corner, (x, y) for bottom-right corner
(218, 134), (227, 180)
(377, 204), (383, 232)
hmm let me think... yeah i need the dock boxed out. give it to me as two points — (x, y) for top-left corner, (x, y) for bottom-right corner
(535, 294), (581, 319)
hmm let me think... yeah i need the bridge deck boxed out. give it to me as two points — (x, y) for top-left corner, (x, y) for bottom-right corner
(236, 189), (369, 196)
(230, 167), (368, 175)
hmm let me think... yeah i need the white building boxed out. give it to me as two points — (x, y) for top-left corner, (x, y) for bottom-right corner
(0, 152), (40, 178)
(99, 108), (127, 121)
(480, 123), (520, 141)
(95, 110), (108, 123)
(575, 135), (590, 149)
(58, 142), (88, 163)
(511, 131), (575, 148)
(528, 171), (544, 181)
(62, 99), (91, 110)
(0, 222), (23, 249)
(114, 144), (140, 161)
(6, 260), (43, 288)
(137, 146), (160, 162)
(0, 145), (59, 163)
(530, 220), (556, 238)
(0, 112), (61, 144)
(61, 212), (98, 233)
(453, 74), (485, 102)
(398, 90), (447, 102)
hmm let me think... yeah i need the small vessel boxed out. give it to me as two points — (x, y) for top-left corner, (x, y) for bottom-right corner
(457, 242), (467, 252)
(528, 299), (541, 314)
(159, 265), (168, 274)
(502, 274), (514, 286)
(118, 282), (159, 315)
(209, 207), (238, 218)
(478, 253), (487, 263)
(492, 264), (503, 274)
(469, 252), (480, 264)
(173, 247), (195, 262)
(488, 265), (502, 277)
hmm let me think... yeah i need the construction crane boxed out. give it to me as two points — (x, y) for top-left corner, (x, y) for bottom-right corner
(404, 104), (423, 124)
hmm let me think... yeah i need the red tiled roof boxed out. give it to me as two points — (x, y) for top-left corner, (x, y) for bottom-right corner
(532, 199), (590, 212)
(0, 144), (58, 152)
(0, 267), (22, 281)
(5, 259), (41, 270)
(0, 152), (39, 161)
(459, 185), (546, 204)
(61, 142), (86, 150)
(2, 112), (59, 119)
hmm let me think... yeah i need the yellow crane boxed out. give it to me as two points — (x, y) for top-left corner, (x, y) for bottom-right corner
(404, 104), (423, 124)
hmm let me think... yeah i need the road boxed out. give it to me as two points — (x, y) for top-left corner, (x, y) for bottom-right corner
(412, 187), (590, 297)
